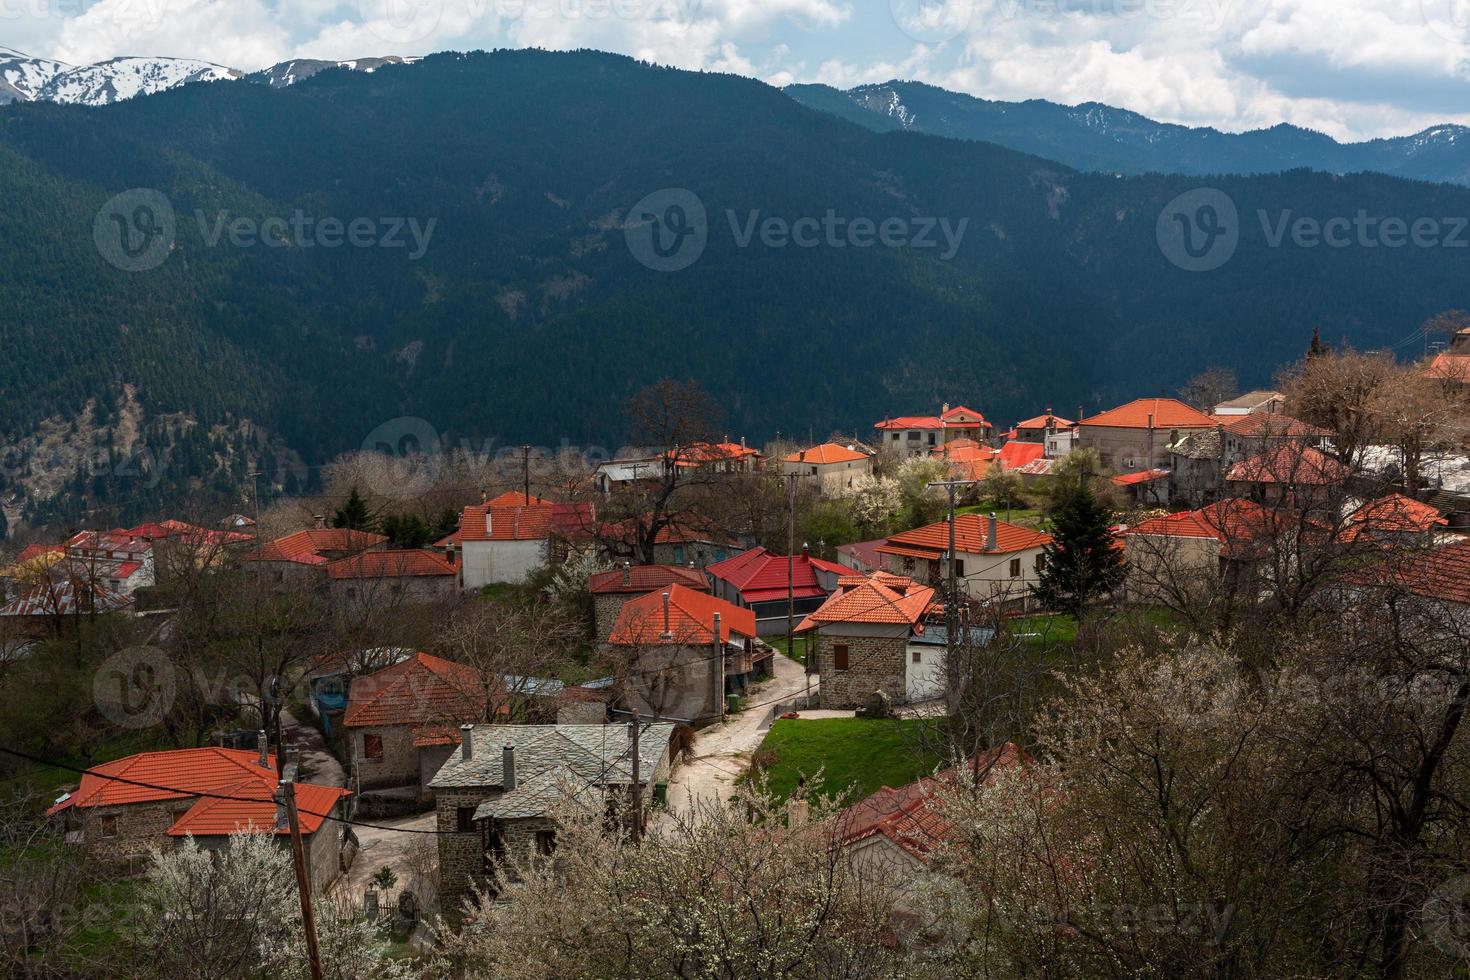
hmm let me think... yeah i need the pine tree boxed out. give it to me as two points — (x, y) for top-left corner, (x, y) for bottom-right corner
(1031, 467), (1125, 618)
(331, 486), (372, 531)
(1308, 324), (1328, 359)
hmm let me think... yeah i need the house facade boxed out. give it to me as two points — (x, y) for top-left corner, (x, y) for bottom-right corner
(1077, 398), (1216, 474)
(877, 513), (1052, 609)
(875, 405), (990, 458)
(705, 547), (845, 636)
(430, 723), (676, 907)
(588, 563), (710, 641)
(451, 492), (595, 588)
(325, 549), (457, 618)
(780, 443), (873, 494)
(796, 572), (938, 708)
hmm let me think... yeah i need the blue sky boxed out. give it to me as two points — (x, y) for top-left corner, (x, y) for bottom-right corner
(11, 0), (1470, 140)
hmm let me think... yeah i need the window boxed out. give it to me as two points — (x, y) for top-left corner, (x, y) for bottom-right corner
(362, 733), (383, 760)
(1009, 558), (1022, 577)
(953, 559), (965, 577)
(1035, 554), (1046, 572)
(535, 830), (557, 856)
(912, 650), (921, 663)
(810, 466), (818, 475)
(833, 644), (849, 671)
(98, 815), (118, 838)
(891, 433), (900, 442)
(672, 546), (685, 564)
(927, 433), (936, 445)
(456, 806), (475, 833)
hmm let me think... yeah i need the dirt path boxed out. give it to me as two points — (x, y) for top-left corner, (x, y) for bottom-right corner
(280, 707), (345, 789)
(662, 652), (812, 820)
(331, 810), (437, 904)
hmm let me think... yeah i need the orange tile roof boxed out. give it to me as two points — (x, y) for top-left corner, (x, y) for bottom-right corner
(1348, 539), (1470, 604)
(1126, 499), (1312, 558)
(166, 779), (350, 837)
(325, 549), (456, 579)
(47, 748), (279, 815)
(588, 565), (710, 595)
(1079, 398), (1215, 430)
(1348, 494), (1447, 534)
(487, 491), (553, 507)
(1426, 352), (1470, 383)
(607, 585), (756, 645)
(781, 443), (869, 465)
(343, 651), (494, 728)
(1112, 468), (1170, 486)
(1014, 413), (1073, 430)
(795, 576), (936, 632)
(997, 441), (1046, 469)
(1226, 444), (1350, 486)
(458, 500), (596, 543)
(880, 514), (1052, 557)
(1220, 413), (1330, 439)
(941, 406), (988, 425)
(673, 442), (763, 467)
(255, 528), (386, 564)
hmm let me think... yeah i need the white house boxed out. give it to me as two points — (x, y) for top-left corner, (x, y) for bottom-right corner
(779, 443), (873, 494)
(877, 513), (1053, 609)
(449, 492), (595, 588)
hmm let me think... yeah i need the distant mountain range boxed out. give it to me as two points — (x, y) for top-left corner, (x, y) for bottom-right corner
(0, 47), (412, 106)
(786, 81), (1470, 186)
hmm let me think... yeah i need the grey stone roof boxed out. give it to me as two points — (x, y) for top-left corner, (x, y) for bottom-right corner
(474, 766), (576, 821)
(428, 723), (674, 792)
(1171, 429), (1222, 461)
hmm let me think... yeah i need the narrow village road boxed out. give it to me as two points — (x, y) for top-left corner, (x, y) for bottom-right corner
(662, 651), (812, 820)
(331, 810), (438, 906)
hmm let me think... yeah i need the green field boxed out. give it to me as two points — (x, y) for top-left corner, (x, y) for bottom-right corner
(748, 718), (946, 802)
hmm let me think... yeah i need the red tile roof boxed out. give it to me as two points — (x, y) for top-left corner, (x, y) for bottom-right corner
(607, 585), (756, 645)
(795, 575), (936, 632)
(875, 415), (943, 430)
(836, 743), (1029, 861)
(325, 549), (457, 579)
(588, 564), (710, 595)
(487, 491), (552, 507)
(673, 442), (763, 467)
(1126, 498), (1311, 558)
(15, 543), (62, 563)
(458, 500), (596, 543)
(1347, 494), (1447, 534)
(121, 520), (253, 547)
(47, 747), (279, 815)
(1347, 539), (1470, 605)
(1426, 352), (1470, 383)
(1112, 468), (1170, 486)
(166, 779), (350, 837)
(1079, 398), (1215, 430)
(1014, 413), (1073, 430)
(705, 547), (839, 602)
(1220, 413), (1331, 439)
(343, 651), (493, 728)
(997, 441), (1046, 470)
(781, 443), (869, 465)
(254, 529), (387, 565)
(1226, 445), (1350, 486)
(880, 514), (1052, 558)
(941, 406), (988, 426)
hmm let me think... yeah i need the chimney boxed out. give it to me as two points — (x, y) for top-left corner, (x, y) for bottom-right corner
(257, 730), (269, 768)
(313, 514), (325, 530)
(802, 542), (809, 558)
(460, 723), (474, 760)
(480, 489), (487, 505)
(740, 435), (747, 449)
(987, 513), (998, 552)
(661, 591), (673, 640)
(622, 560), (631, 587)
(274, 780), (289, 831)
(711, 611), (725, 713)
(942, 402), (950, 414)
(502, 744), (516, 791)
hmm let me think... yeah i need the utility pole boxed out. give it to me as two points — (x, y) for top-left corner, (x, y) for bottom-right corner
(629, 711), (643, 843)
(521, 445), (532, 503)
(786, 473), (802, 693)
(281, 765), (324, 980)
(927, 479), (979, 692)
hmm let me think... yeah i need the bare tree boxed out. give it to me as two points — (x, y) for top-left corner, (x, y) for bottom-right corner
(1178, 365), (1240, 412)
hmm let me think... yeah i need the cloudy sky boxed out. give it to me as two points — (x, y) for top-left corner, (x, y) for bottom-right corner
(10, 0), (1470, 140)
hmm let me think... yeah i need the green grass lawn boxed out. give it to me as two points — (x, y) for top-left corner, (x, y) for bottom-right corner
(759, 634), (815, 666)
(956, 505), (1046, 529)
(748, 718), (945, 802)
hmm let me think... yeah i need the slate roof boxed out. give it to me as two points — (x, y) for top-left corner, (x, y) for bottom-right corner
(1171, 429), (1223, 460)
(429, 723), (675, 800)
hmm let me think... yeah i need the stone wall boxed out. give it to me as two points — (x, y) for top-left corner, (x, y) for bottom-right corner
(593, 592), (634, 641)
(79, 799), (190, 868)
(350, 724), (421, 790)
(816, 632), (907, 709)
(436, 789), (490, 908)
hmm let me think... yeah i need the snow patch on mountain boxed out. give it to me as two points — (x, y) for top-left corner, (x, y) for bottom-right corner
(0, 47), (68, 104)
(37, 57), (242, 106)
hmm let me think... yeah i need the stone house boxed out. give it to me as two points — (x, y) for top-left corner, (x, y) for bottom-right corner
(795, 572), (939, 708)
(1170, 414), (1333, 507)
(1225, 443), (1351, 508)
(1077, 397), (1216, 474)
(343, 651), (502, 797)
(588, 563), (710, 641)
(1123, 498), (1298, 602)
(706, 546), (846, 636)
(325, 548), (457, 620)
(45, 746), (351, 891)
(875, 405), (991, 458)
(606, 585), (758, 724)
(877, 513), (1052, 610)
(780, 443), (873, 494)
(1012, 411), (1073, 445)
(245, 528), (388, 587)
(430, 722), (676, 907)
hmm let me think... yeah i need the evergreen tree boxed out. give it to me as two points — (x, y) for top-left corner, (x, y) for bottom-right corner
(1308, 324), (1328, 359)
(1031, 466), (1125, 617)
(331, 487), (372, 531)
